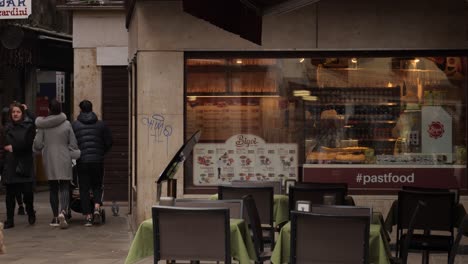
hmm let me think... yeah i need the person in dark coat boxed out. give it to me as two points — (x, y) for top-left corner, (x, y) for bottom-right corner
(0, 102), (36, 229)
(72, 100), (112, 227)
(2, 106), (27, 216)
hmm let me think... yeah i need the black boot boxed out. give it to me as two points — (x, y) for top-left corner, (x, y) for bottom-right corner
(28, 211), (36, 225)
(3, 220), (14, 229)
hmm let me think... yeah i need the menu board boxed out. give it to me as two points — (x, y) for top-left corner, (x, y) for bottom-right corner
(193, 134), (298, 185)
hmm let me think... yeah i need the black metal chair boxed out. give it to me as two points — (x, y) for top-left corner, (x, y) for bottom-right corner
(448, 214), (468, 264)
(396, 190), (455, 264)
(174, 198), (244, 219)
(296, 182), (349, 196)
(390, 200), (426, 264)
(242, 194), (272, 264)
(152, 206), (231, 264)
(218, 185), (275, 246)
(231, 180), (283, 195)
(290, 210), (370, 264)
(402, 185), (459, 204)
(288, 185), (347, 218)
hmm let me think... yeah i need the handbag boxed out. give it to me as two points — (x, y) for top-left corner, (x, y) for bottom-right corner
(15, 160), (28, 177)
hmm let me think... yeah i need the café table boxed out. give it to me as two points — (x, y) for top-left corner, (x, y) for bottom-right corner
(271, 212), (391, 264)
(211, 194), (290, 226)
(211, 194), (356, 227)
(125, 218), (256, 264)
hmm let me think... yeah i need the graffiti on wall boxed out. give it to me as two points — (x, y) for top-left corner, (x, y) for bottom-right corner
(141, 114), (173, 154)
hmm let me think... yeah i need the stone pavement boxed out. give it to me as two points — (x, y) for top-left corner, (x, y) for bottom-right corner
(0, 190), (132, 264)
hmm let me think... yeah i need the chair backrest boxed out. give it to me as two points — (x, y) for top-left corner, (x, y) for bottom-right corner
(242, 195), (265, 258)
(310, 205), (372, 218)
(402, 185), (459, 204)
(174, 198), (244, 219)
(399, 200), (426, 264)
(290, 210), (370, 264)
(218, 185), (274, 227)
(152, 206), (231, 263)
(397, 190), (455, 232)
(231, 180), (282, 195)
(448, 214), (468, 264)
(296, 182), (348, 196)
(289, 185), (347, 216)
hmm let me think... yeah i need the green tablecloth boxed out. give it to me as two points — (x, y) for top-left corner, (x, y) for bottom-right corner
(210, 194), (290, 226)
(271, 221), (391, 264)
(125, 218), (256, 264)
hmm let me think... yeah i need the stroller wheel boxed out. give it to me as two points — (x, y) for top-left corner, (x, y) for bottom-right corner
(101, 208), (106, 224)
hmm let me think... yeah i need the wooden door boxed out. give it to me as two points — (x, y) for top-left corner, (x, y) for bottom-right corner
(102, 66), (129, 201)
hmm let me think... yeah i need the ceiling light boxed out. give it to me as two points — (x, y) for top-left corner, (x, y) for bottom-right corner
(293, 90), (310, 96)
(299, 58), (305, 63)
(351, 58), (358, 63)
(236, 59), (243, 64)
(302, 95), (318, 101)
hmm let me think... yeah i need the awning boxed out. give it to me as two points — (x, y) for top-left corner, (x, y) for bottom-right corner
(182, 0), (321, 45)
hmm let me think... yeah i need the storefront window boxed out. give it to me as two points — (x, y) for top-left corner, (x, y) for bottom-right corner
(185, 55), (467, 193)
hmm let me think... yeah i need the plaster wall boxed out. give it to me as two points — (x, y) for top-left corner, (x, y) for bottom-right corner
(73, 10), (128, 48)
(132, 0), (467, 52)
(135, 51), (184, 221)
(73, 49), (102, 119)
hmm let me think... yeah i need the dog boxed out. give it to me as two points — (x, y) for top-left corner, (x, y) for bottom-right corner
(0, 222), (5, 254)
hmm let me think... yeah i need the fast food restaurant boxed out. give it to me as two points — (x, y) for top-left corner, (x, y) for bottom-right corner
(126, 0), (467, 229)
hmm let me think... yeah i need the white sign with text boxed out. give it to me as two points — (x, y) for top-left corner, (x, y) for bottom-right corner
(193, 134), (298, 185)
(0, 0), (31, 19)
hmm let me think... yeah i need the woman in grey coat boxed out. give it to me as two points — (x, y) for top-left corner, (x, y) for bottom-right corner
(33, 99), (80, 229)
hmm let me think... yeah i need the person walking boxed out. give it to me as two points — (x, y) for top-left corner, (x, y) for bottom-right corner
(72, 100), (112, 227)
(33, 99), (80, 229)
(1, 106), (26, 216)
(0, 102), (36, 229)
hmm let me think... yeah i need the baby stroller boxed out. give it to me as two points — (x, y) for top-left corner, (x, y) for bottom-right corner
(68, 163), (106, 223)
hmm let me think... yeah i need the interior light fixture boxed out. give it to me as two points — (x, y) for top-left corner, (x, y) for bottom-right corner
(236, 59), (243, 64)
(351, 58), (358, 63)
(187, 96), (197, 101)
(414, 58), (420, 63)
(293, 90), (310, 96)
(187, 95), (280, 98)
(302, 95), (318, 101)
(299, 58), (305, 63)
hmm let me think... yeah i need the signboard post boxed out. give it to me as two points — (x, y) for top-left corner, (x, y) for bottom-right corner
(0, 0), (32, 19)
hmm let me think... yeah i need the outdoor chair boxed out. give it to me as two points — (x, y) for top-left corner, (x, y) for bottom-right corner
(290, 210), (370, 264)
(402, 185), (459, 204)
(448, 214), (468, 264)
(396, 190), (455, 264)
(174, 198), (244, 219)
(288, 185), (347, 218)
(218, 185), (275, 246)
(242, 195), (272, 264)
(152, 206), (231, 264)
(390, 200), (426, 264)
(231, 180), (283, 195)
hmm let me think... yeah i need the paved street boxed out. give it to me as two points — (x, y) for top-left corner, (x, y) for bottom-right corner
(0, 190), (132, 264)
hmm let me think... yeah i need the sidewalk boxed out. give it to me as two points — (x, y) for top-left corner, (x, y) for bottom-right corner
(0, 191), (132, 264)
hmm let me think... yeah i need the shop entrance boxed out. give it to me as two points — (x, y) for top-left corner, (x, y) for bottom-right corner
(102, 66), (129, 201)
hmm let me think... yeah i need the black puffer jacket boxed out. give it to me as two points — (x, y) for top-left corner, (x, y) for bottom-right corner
(1, 119), (36, 184)
(72, 112), (112, 163)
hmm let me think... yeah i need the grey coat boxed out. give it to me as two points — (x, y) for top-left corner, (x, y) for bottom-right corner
(33, 113), (81, 181)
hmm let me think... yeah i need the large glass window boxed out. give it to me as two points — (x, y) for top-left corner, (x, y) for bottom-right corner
(185, 55), (467, 193)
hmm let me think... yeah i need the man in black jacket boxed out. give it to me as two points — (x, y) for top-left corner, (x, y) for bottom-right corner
(72, 100), (112, 226)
